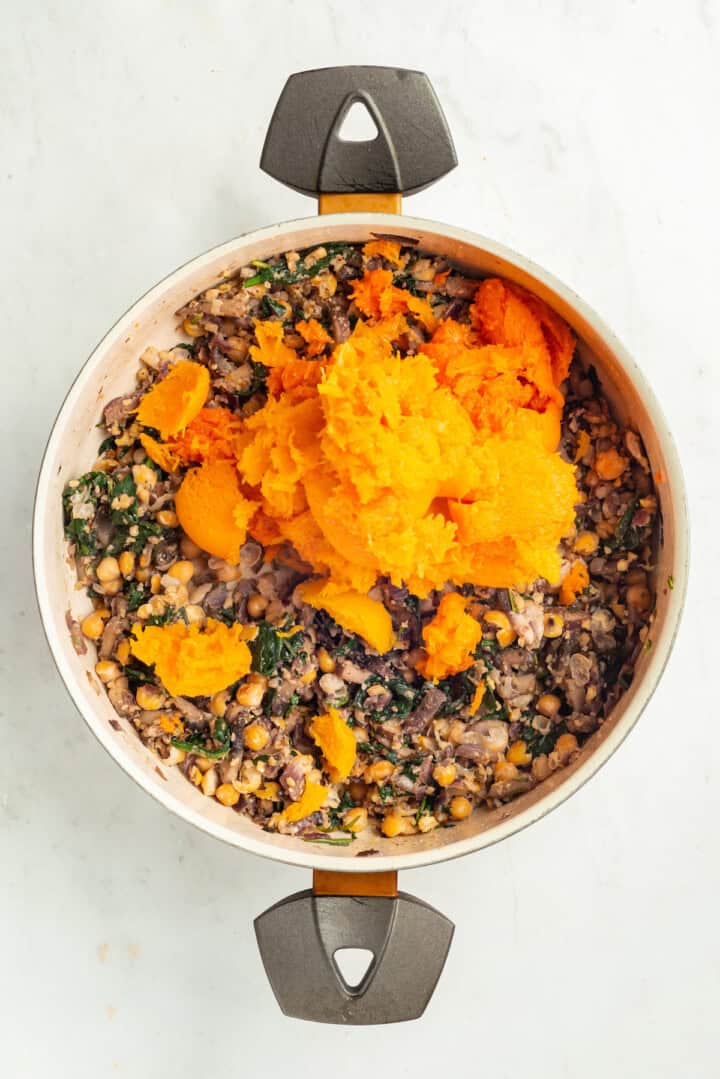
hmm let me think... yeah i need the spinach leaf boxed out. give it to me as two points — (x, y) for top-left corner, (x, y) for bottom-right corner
(261, 295), (288, 320)
(611, 496), (640, 550)
(249, 620), (304, 677)
(302, 835), (355, 846)
(122, 661), (156, 687)
(521, 721), (567, 758)
(242, 243), (353, 289)
(170, 733), (231, 760)
(126, 582), (149, 611)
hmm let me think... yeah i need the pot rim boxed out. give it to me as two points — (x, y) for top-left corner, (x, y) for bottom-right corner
(33, 211), (690, 873)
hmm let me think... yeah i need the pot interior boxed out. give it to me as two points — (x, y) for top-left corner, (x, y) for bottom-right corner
(34, 215), (686, 871)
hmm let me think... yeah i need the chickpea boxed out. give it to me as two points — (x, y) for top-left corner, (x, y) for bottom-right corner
(493, 760), (519, 782)
(95, 660), (121, 683)
(432, 762), (457, 787)
(236, 680), (266, 709)
(555, 732), (579, 761)
(156, 509), (179, 528)
(449, 796), (473, 821)
(96, 556), (120, 582)
(543, 612), (564, 639)
(537, 693), (562, 718)
(118, 551), (135, 578)
(136, 684), (166, 711)
(506, 740), (532, 766)
(167, 560), (194, 585)
(247, 593), (268, 619)
(215, 783), (240, 807)
(365, 760), (394, 784)
(343, 807), (368, 833)
(243, 723), (270, 751)
(81, 611), (108, 641)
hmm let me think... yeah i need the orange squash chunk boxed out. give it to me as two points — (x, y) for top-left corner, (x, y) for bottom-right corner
(310, 707), (357, 781)
(417, 592), (483, 681)
(362, 239), (403, 265)
(280, 779), (329, 823)
(295, 318), (331, 357)
(130, 618), (252, 697)
(559, 560), (590, 606)
(298, 579), (395, 654)
(175, 459), (258, 563)
(136, 360), (209, 439)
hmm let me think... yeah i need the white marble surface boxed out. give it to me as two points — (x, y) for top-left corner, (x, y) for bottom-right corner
(2, 1), (718, 1074)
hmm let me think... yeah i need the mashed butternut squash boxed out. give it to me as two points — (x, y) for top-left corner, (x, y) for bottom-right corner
(140, 273), (579, 647)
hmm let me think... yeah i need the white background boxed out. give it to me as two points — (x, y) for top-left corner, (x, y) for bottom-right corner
(2, 2), (718, 1075)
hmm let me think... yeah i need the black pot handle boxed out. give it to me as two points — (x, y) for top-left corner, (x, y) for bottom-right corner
(255, 882), (454, 1024)
(260, 65), (457, 198)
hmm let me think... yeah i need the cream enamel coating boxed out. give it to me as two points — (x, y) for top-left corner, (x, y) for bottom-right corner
(33, 214), (689, 873)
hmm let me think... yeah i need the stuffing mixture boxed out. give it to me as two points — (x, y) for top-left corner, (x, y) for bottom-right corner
(63, 239), (658, 845)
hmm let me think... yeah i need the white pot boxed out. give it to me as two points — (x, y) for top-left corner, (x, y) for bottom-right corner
(33, 212), (689, 875)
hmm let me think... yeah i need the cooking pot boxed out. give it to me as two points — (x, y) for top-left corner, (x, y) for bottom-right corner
(33, 66), (688, 1025)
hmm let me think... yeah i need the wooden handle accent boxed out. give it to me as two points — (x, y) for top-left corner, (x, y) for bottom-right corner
(313, 869), (398, 897)
(318, 192), (402, 215)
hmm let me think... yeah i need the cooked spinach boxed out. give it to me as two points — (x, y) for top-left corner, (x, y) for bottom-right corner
(242, 243), (353, 288)
(126, 582), (149, 611)
(611, 496), (640, 550)
(521, 721), (566, 758)
(171, 732), (231, 760)
(261, 294), (288, 320)
(122, 660), (156, 687)
(249, 620), (305, 677)
(357, 740), (399, 764)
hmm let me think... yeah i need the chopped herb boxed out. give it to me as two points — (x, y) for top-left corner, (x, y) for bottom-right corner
(97, 436), (116, 455)
(477, 638), (499, 656)
(377, 783), (393, 802)
(415, 795), (431, 823)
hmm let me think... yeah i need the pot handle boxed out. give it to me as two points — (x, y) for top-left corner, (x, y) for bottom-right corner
(260, 66), (457, 205)
(254, 870), (454, 1025)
